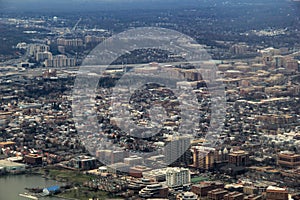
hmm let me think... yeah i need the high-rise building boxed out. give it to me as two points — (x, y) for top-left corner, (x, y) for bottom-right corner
(85, 35), (105, 44)
(166, 167), (190, 188)
(45, 55), (76, 67)
(164, 136), (191, 165)
(191, 146), (216, 170)
(57, 38), (83, 47)
(36, 51), (52, 62)
(29, 44), (50, 57)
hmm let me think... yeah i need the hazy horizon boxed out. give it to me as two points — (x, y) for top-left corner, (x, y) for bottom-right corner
(0, 0), (291, 13)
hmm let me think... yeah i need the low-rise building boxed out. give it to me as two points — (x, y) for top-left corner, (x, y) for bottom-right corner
(129, 165), (152, 178)
(266, 186), (288, 200)
(243, 186), (258, 195)
(70, 156), (97, 170)
(229, 151), (249, 166)
(0, 160), (26, 174)
(0, 141), (15, 148)
(277, 151), (300, 168)
(191, 181), (224, 197)
(224, 192), (244, 200)
(143, 168), (168, 182)
(124, 155), (143, 166)
(208, 188), (228, 200)
(177, 191), (198, 200)
(107, 162), (130, 174)
(139, 183), (169, 198)
(43, 185), (60, 196)
(245, 195), (263, 200)
(24, 154), (43, 165)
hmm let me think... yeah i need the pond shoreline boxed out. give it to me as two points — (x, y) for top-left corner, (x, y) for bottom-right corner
(0, 173), (64, 200)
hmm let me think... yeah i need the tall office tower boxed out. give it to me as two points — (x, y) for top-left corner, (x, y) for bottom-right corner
(164, 135), (191, 166)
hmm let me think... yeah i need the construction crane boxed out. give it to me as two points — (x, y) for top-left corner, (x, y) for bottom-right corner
(72, 18), (82, 32)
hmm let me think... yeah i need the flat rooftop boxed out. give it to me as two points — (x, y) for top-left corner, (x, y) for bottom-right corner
(0, 160), (26, 167)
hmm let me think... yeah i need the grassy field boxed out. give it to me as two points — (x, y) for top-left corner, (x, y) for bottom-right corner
(40, 168), (124, 199)
(57, 187), (111, 200)
(46, 169), (95, 184)
(42, 169), (114, 199)
(191, 176), (209, 183)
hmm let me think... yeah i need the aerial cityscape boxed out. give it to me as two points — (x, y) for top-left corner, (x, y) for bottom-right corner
(0, 0), (300, 200)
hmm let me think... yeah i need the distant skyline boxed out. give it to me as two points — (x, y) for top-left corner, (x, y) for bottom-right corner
(0, 0), (289, 13)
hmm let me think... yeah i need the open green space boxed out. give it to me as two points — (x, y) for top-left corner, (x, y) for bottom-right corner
(191, 176), (209, 183)
(43, 168), (96, 185)
(57, 187), (110, 200)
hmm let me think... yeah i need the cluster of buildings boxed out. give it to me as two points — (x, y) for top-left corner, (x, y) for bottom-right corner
(56, 36), (105, 47)
(0, 66), (89, 169)
(0, 39), (300, 199)
(69, 44), (300, 198)
(81, 164), (299, 199)
(1, 7), (300, 199)
(28, 44), (76, 67)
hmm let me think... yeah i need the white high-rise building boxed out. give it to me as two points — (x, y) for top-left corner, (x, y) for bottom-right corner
(166, 167), (191, 188)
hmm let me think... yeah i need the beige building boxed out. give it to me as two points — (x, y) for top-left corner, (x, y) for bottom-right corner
(57, 38), (83, 47)
(277, 151), (300, 168)
(36, 51), (53, 62)
(45, 55), (76, 67)
(266, 186), (288, 200)
(29, 44), (50, 57)
(191, 146), (216, 170)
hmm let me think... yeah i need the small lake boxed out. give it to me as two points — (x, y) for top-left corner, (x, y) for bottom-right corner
(0, 174), (66, 200)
